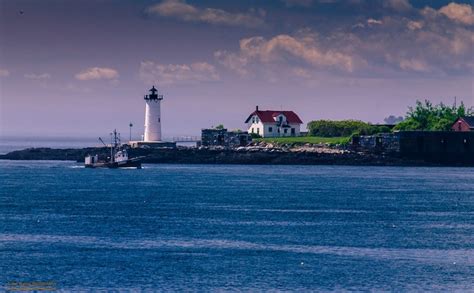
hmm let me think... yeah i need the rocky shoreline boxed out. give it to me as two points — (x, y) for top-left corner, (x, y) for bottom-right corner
(0, 143), (434, 166)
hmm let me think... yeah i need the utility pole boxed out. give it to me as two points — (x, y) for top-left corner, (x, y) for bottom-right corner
(129, 122), (133, 141)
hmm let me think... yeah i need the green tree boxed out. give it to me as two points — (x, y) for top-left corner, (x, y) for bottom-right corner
(384, 115), (404, 124)
(215, 124), (225, 130)
(394, 100), (472, 131)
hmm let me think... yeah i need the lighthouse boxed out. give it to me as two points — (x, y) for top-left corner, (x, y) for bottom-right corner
(129, 86), (175, 148)
(143, 86), (163, 142)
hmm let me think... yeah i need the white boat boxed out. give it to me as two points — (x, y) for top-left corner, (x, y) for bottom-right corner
(85, 130), (143, 169)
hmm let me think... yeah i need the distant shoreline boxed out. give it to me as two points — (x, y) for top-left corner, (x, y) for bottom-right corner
(0, 146), (468, 167)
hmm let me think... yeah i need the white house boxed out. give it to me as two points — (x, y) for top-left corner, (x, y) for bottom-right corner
(245, 106), (303, 137)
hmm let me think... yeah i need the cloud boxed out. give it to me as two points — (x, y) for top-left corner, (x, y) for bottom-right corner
(291, 67), (312, 78)
(147, 0), (265, 28)
(139, 61), (220, 85)
(214, 51), (249, 77)
(353, 19), (383, 29)
(384, 0), (412, 12)
(215, 34), (357, 79)
(216, 8), (474, 80)
(407, 20), (423, 30)
(352, 22), (365, 29)
(439, 2), (474, 26)
(24, 73), (51, 80)
(75, 67), (119, 81)
(0, 69), (10, 77)
(375, 14), (473, 75)
(398, 58), (430, 72)
(208, 1), (473, 81)
(367, 18), (383, 25)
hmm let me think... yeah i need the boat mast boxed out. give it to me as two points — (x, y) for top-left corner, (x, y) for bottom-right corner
(110, 131), (114, 163)
(110, 129), (122, 163)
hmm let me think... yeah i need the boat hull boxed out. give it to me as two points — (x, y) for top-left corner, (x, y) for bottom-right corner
(85, 158), (142, 169)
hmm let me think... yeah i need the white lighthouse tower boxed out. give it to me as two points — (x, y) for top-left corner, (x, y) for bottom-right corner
(143, 86), (163, 142)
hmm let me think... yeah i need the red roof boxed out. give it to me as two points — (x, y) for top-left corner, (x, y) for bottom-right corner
(245, 110), (303, 124)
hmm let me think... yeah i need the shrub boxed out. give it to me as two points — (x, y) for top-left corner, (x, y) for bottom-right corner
(250, 133), (262, 139)
(307, 120), (387, 137)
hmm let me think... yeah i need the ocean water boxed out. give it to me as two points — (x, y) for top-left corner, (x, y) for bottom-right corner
(0, 161), (473, 291)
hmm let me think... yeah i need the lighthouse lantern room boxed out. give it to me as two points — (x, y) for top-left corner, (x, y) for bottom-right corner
(144, 86), (163, 142)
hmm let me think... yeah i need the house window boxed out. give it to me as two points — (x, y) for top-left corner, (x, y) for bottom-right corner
(284, 129), (288, 134)
(269, 127), (273, 133)
(291, 128), (295, 135)
(257, 128), (260, 134)
(251, 128), (254, 133)
(279, 116), (283, 123)
(278, 128), (280, 133)
(256, 117), (259, 123)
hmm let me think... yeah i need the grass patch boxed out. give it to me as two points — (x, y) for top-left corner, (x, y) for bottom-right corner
(255, 136), (350, 145)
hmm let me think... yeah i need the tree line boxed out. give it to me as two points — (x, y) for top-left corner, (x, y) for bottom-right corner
(307, 100), (473, 137)
(307, 120), (391, 137)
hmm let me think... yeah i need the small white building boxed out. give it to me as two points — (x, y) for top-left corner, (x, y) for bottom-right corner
(245, 106), (303, 137)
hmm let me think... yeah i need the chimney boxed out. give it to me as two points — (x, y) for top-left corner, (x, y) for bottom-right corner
(256, 105), (259, 111)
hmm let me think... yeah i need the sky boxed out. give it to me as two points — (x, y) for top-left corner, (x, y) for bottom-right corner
(0, 0), (473, 138)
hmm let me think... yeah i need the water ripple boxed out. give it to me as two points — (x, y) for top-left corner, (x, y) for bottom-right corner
(2, 233), (471, 265)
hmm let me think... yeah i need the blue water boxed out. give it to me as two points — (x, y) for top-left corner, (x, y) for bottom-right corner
(1, 161), (473, 291)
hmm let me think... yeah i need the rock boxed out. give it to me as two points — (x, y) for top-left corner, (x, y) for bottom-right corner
(0, 146), (433, 166)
